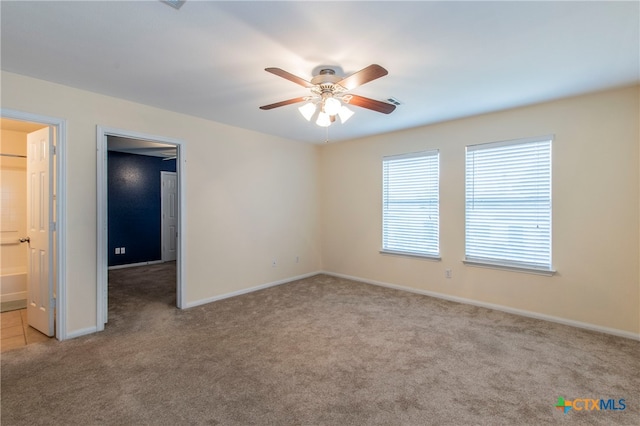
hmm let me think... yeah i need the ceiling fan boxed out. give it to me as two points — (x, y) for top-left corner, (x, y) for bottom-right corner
(259, 64), (396, 127)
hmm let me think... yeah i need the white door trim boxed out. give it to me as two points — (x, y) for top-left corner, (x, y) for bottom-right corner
(96, 126), (186, 330)
(1, 108), (67, 340)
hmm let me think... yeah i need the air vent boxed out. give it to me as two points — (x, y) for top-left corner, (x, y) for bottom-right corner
(161, 0), (186, 10)
(386, 97), (402, 106)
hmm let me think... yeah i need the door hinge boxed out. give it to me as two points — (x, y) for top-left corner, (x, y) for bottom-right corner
(51, 145), (56, 156)
(51, 222), (57, 231)
(50, 296), (56, 309)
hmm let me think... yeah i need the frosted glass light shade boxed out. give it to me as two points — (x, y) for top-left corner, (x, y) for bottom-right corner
(316, 111), (332, 127)
(298, 103), (316, 121)
(323, 97), (341, 116)
(338, 106), (354, 123)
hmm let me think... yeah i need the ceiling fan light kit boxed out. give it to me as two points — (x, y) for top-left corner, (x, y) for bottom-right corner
(316, 111), (332, 127)
(337, 105), (354, 123)
(260, 64), (396, 128)
(298, 102), (316, 121)
(323, 96), (341, 115)
(297, 99), (355, 126)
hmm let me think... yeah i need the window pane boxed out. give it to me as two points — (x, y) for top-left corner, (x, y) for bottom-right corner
(465, 137), (551, 269)
(383, 151), (439, 256)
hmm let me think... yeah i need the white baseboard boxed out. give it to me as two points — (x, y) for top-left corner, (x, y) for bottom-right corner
(184, 271), (322, 309)
(322, 271), (640, 341)
(108, 260), (164, 270)
(65, 325), (98, 340)
(0, 291), (27, 302)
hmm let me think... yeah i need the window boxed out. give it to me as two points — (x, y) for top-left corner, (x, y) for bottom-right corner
(382, 150), (439, 258)
(465, 136), (552, 273)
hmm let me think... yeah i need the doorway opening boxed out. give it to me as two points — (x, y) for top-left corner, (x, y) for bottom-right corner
(0, 109), (67, 345)
(96, 127), (185, 330)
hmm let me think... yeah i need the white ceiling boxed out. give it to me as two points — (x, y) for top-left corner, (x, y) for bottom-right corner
(1, 1), (638, 144)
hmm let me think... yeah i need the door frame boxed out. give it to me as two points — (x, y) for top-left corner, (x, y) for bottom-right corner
(96, 126), (186, 330)
(1, 108), (67, 340)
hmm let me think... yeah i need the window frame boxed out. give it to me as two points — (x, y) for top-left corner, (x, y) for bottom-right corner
(381, 149), (441, 260)
(464, 135), (555, 275)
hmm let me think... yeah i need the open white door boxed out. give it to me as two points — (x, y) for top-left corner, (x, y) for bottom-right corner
(161, 171), (177, 262)
(26, 127), (54, 336)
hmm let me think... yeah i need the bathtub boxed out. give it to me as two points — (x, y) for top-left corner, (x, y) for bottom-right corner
(0, 272), (27, 303)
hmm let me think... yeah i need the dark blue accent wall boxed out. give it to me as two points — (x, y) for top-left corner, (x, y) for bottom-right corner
(108, 151), (176, 266)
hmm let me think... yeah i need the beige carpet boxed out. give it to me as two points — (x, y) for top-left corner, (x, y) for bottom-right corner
(1, 262), (638, 425)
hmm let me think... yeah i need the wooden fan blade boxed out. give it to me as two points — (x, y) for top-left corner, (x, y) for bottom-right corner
(265, 68), (314, 88)
(337, 64), (388, 91)
(259, 97), (308, 110)
(346, 95), (396, 114)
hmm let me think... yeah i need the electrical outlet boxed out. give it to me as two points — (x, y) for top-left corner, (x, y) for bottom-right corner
(121, 247), (126, 254)
(115, 247), (121, 254)
(272, 259), (277, 267)
(445, 269), (452, 279)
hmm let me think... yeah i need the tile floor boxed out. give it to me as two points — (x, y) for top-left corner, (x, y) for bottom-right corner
(1, 309), (52, 352)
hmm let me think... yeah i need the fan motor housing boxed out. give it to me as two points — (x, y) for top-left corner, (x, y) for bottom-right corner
(311, 69), (346, 97)
(311, 69), (342, 86)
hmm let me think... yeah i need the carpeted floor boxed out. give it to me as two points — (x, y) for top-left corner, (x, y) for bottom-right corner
(1, 262), (639, 425)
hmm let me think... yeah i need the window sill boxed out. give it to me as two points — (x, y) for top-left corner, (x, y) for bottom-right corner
(380, 250), (441, 261)
(463, 259), (556, 276)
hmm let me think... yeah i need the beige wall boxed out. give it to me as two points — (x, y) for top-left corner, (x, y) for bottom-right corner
(2, 70), (637, 338)
(1, 71), (321, 335)
(0, 129), (28, 276)
(319, 85), (640, 335)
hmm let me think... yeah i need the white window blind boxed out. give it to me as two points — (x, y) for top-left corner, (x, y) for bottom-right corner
(465, 136), (552, 271)
(382, 150), (439, 257)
